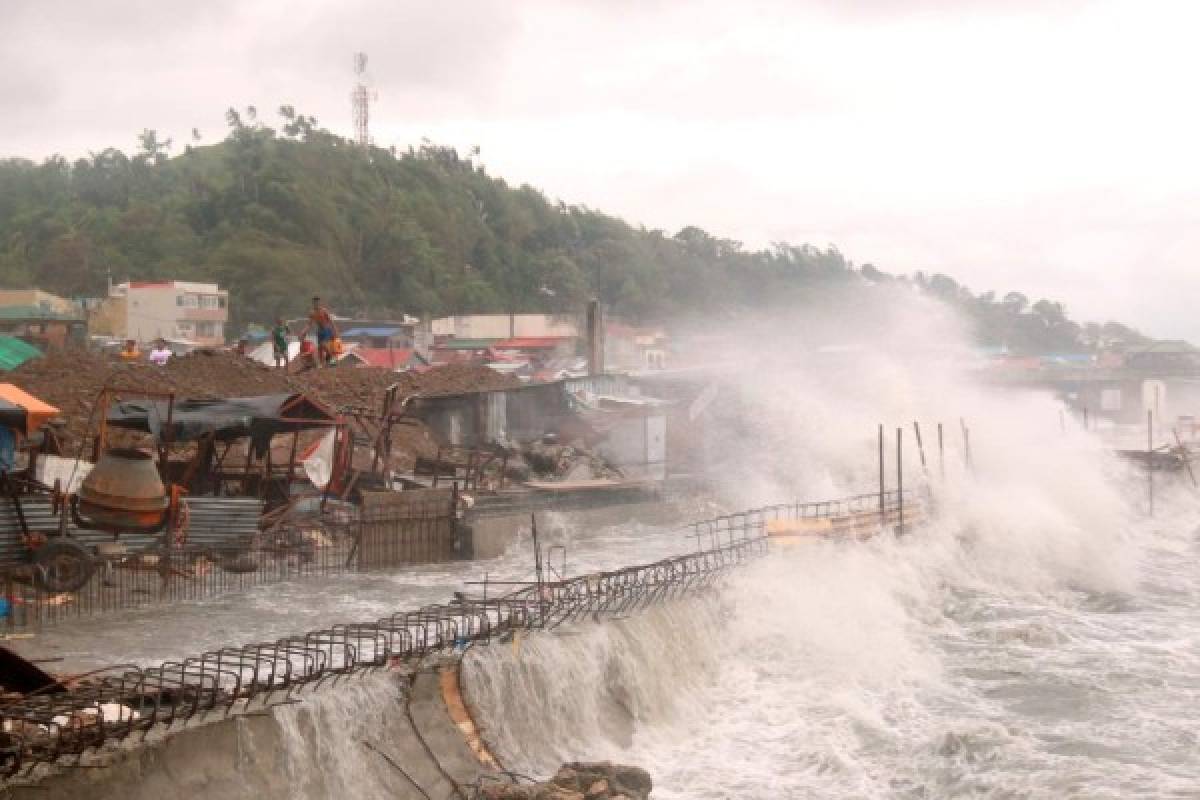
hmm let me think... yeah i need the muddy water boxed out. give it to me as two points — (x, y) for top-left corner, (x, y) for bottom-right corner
(12, 505), (707, 671)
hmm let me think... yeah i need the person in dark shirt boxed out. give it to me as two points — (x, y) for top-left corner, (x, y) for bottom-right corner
(272, 317), (290, 369)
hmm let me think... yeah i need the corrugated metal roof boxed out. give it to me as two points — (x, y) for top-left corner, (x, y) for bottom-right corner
(495, 336), (574, 349)
(0, 305), (79, 320)
(0, 337), (42, 371)
(1126, 340), (1198, 355)
(439, 338), (498, 350)
(342, 326), (403, 337)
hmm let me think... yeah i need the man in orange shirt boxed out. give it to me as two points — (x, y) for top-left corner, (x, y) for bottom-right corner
(300, 296), (338, 367)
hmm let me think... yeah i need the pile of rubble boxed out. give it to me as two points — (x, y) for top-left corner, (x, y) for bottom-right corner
(511, 438), (624, 483)
(478, 762), (652, 800)
(7, 349), (519, 455)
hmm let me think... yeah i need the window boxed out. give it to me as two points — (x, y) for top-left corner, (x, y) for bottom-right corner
(181, 294), (199, 309)
(194, 321), (224, 339)
(200, 295), (219, 310)
(176, 296), (183, 307)
(176, 322), (194, 337)
(217, 296), (227, 309)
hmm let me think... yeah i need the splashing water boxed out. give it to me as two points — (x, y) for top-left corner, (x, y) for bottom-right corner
(460, 292), (1200, 798)
(462, 497), (1200, 799)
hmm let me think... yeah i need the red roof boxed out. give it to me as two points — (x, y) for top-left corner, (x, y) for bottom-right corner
(495, 336), (574, 350)
(127, 281), (175, 289)
(343, 348), (424, 369)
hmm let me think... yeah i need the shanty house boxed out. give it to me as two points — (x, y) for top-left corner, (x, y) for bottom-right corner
(338, 347), (429, 371)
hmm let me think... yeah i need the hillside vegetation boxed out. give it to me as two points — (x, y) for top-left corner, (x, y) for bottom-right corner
(0, 106), (1146, 353)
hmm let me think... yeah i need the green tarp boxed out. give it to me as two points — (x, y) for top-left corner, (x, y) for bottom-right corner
(0, 337), (41, 371)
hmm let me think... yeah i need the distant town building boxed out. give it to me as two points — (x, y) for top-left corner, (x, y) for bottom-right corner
(1121, 340), (1200, 373)
(0, 288), (86, 350)
(432, 314), (579, 340)
(92, 281), (229, 346)
(0, 289), (76, 317)
(338, 319), (421, 350)
(605, 323), (668, 372)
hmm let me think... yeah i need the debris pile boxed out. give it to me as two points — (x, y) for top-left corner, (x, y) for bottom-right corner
(516, 438), (624, 483)
(479, 762), (653, 800)
(8, 349), (519, 456)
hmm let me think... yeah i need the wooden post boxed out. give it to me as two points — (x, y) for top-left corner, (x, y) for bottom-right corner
(160, 394), (175, 478)
(285, 430), (299, 494)
(896, 426), (904, 535)
(937, 422), (944, 480)
(1083, 407), (1089, 431)
(1147, 409), (1154, 517)
(878, 424), (885, 528)
(531, 513), (546, 626)
(913, 421), (927, 473)
(960, 418), (972, 471)
(1173, 428), (1197, 489)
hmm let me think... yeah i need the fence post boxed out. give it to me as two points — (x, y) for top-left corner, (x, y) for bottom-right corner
(913, 421), (927, 474)
(896, 426), (904, 535)
(1148, 409), (1154, 517)
(531, 513), (546, 627)
(878, 424), (885, 529)
(937, 422), (945, 480)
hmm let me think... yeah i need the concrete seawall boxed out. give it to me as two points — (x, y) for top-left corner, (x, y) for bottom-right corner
(5, 493), (776, 796)
(23, 669), (493, 800)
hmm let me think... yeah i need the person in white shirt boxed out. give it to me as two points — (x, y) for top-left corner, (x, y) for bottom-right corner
(149, 340), (171, 366)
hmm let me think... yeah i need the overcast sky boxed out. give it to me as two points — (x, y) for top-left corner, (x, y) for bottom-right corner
(4, 0), (1198, 339)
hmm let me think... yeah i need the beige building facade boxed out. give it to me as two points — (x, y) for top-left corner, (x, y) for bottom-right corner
(432, 314), (579, 340)
(97, 281), (229, 345)
(0, 289), (77, 316)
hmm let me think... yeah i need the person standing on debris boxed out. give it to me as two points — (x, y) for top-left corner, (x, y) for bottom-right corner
(119, 339), (140, 362)
(271, 317), (291, 369)
(149, 339), (171, 366)
(300, 296), (338, 368)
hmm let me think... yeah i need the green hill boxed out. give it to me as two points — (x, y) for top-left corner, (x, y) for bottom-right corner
(0, 106), (1146, 353)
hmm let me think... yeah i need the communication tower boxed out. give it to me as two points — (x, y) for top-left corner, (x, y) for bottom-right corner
(351, 52), (370, 147)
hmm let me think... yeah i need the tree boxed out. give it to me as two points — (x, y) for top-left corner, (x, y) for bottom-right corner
(0, 104), (1143, 347)
(136, 129), (172, 165)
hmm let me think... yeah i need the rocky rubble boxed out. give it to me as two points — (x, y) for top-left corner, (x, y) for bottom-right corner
(478, 762), (653, 800)
(513, 439), (624, 483)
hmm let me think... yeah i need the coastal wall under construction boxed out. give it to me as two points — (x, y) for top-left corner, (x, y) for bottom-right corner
(24, 670), (488, 800)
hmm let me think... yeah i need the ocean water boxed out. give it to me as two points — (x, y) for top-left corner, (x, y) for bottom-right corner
(463, 491), (1200, 799)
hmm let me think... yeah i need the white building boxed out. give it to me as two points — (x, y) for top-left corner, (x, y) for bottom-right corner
(432, 313), (579, 340)
(98, 281), (229, 346)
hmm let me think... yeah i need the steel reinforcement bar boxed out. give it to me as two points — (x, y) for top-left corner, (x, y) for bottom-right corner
(0, 491), (916, 779)
(0, 517), (774, 778)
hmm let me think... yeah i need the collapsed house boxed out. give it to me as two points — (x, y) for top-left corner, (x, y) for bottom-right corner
(0, 364), (672, 629)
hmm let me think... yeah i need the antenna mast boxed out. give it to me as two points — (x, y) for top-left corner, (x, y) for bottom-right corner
(351, 52), (370, 147)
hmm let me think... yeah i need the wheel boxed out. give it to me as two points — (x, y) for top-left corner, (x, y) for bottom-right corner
(33, 538), (96, 593)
